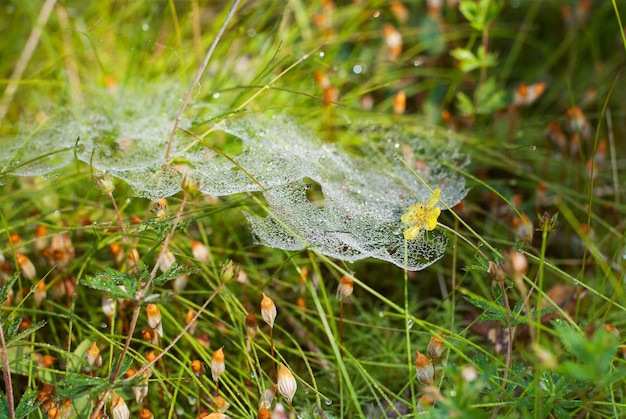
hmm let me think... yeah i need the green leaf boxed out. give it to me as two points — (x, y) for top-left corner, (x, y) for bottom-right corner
(0, 273), (18, 305)
(14, 389), (41, 419)
(153, 262), (200, 287)
(6, 320), (46, 347)
(459, 0), (503, 31)
(450, 48), (481, 72)
(474, 77), (510, 114)
(82, 267), (140, 300)
(456, 92), (475, 116)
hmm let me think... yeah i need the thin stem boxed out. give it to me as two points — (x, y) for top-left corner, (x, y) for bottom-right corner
(163, 0), (241, 163)
(0, 0), (57, 121)
(0, 312), (15, 419)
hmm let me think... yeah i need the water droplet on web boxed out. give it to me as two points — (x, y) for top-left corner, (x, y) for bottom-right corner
(378, 311), (385, 318)
(324, 398), (332, 406)
(406, 319), (414, 329)
(100, 323), (108, 329)
(249, 371), (257, 379)
(529, 145), (536, 151)
(319, 51), (325, 58)
(212, 92), (220, 99)
(450, 390), (457, 397)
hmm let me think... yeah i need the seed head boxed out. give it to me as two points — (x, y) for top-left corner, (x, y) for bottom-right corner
(213, 395), (230, 412)
(414, 350), (434, 385)
(211, 347), (225, 382)
(427, 332), (445, 360)
(154, 198), (167, 220)
(95, 171), (114, 195)
(260, 293), (277, 328)
(102, 294), (116, 320)
(139, 409), (154, 419)
(257, 407), (271, 419)
(34, 280), (47, 307)
(86, 341), (102, 369)
(198, 413), (231, 419)
(16, 254), (36, 281)
(190, 239), (210, 263)
(277, 363), (297, 403)
(158, 249), (176, 273)
(337, 275), (354, 300)
(34, 225), (48, 251)
(142, 327), (158, 345)
(191, 359), (205, 377)
(146, 304), (163, 337)
(111, 392), (130, 419)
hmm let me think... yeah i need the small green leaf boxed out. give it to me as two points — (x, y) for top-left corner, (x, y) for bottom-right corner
(82, 267), (140, 300)
(0, 274), (18, 305)
(451, 48), (481, 72)
(153, 262), (200, 287)
(456, 91), (475, 116)
(14, 389), (41, 419)
(6, 320), (46, 347)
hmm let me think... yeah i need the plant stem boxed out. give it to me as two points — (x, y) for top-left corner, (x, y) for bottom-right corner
(163, 0), (242, 164)
(0, 312), (14, 419)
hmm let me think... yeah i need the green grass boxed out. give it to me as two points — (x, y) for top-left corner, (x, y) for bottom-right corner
(1, 0), (626, 418)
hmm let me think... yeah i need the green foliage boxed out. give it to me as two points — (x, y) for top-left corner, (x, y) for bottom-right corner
(459, 0), (503, 31)
(82, 266), (144, 300)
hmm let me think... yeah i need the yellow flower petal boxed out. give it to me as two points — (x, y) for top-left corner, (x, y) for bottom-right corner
(401, 188), (442, 240)
(424, 207), (441, 231)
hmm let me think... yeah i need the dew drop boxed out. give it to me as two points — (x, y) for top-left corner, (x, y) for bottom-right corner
(100, 323), (108, 329)
(249, 371), (257, 379)
(247, 28), (256, 38)
(450, 390), (457, 397)
(303, 387), (310, 394)
(406, 319), (414, 329)
(378, 311), (385, 318)
(319, 51), (325, 58)
(324, 398), (332, 406)
(187, 395), (197, 404)
(353, 64), (363, 74)
(529, 145), (536, 151)
(212, 92), (221, 99)
(142, 23), (149, 31)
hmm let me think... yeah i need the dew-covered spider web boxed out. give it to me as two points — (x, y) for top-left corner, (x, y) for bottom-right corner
(1, 87), (468, 270)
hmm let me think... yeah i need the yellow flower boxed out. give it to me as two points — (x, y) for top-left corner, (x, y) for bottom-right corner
(401, 188), (441, 240)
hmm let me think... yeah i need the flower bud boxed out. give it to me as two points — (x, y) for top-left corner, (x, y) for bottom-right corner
(111, 392), (130, 419)
(191, 359), (205, 377)
(427, 332), (444, 360)
(191, 239), (210, 263)
(260, 293), (276, 328)
(277, 363), (297, 403)
(139, 409), (154, 419)
(146, 304), (163, 337)
(337, 275), (354, 300)
(95, 171), (114, 194)
(211, 347), (225, 382)
(86, 341), (102, 369)
(414, 350), (434, 385)
(34, 280), (47, 307)
(16, 254), (36, 281)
